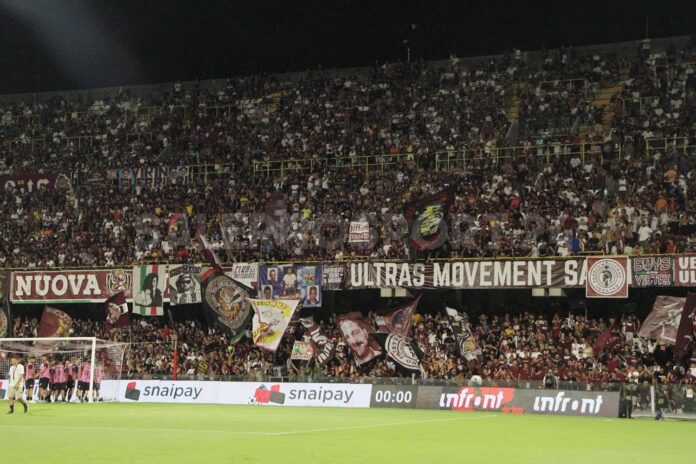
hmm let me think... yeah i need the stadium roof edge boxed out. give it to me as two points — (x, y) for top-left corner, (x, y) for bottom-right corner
(0, 34), (690, 103)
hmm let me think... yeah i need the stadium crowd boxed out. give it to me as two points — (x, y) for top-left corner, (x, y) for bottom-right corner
(10, 306), (696, 403)
(0, 39), (694, 267)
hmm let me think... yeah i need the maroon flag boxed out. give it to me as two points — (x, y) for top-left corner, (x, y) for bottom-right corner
(197, 233), (223, 270)
(374, 295), (420, 336)
(594, 318), (617, 356)
(336, 312), (381, 365)
(104, 291), (130, 332)
(675, 293), (696, 359)
(299, 316), (335, 364)
(638, 296), (686, 344)
(39, 306), (72, 337)
(403, 189), (452, 251)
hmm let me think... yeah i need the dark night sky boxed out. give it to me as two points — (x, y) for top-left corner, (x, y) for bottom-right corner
(0, 0), (693, 94)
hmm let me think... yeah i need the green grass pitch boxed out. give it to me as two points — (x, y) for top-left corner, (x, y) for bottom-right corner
(1, 403), (693, 463)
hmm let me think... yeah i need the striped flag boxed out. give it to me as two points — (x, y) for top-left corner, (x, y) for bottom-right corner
(132, 264), (165, 316)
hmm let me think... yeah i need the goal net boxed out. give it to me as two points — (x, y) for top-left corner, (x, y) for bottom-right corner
(0, 337), (128, 403)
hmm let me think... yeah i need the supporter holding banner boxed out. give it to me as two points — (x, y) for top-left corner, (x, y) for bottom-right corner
(39, 306), (72, 337)
(337, 312), (381, 365)
(291, 341), (314, 361)
(674, 293), (696, 359)
(250, 299), (300, 352)
(348, 221), (370, 243)
(445, 307), (482, 362)
(404, 189), (452, 251)
(638, 295), (686, 345)
(132, 265), (166, 315)
(198, 234), (253, 343)
(104, 291), (130, 332)
(299, 316), (335, 364)
(372, 333), (424, 376)
(374, 295), (420, 336)
(168, 264), (202, 305)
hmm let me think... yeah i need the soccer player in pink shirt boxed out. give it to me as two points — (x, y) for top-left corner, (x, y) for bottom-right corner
(24, 359), (36, 402)
(78, 362), (91, 402)
(66, 361), (77, 402)
(51, 359), (67, 403)
(39, 359), (51, 402)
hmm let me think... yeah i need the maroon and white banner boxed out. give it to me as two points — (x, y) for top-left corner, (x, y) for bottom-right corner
(632, 256), (673, 287)
(585, 257), (629, 298)
(11, 269), (133, 303)
(674, 256), (696, 286)
(348, 221), (370, 243)
(0, 172), (58, 193)
(638, 295), (685, 344)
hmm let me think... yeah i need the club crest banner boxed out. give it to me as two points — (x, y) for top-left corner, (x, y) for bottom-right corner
(585, 257), (629, 298)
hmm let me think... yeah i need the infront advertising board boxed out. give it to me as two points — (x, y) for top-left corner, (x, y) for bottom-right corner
(418, 385), (620, 417)
(99, 380), (620, 417)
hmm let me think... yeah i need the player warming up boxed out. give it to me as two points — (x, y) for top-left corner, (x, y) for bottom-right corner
(25, 359), (36, 402)
(7, 356), (29, 414)
(51, 359), (67, 403)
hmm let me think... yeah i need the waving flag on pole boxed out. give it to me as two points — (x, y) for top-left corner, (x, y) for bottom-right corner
(104, 291), (130, 332)
(250, 299), (300, 352)
(198, 234), (253, 342)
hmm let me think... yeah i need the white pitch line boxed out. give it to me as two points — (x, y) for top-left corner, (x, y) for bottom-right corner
(0, 414), (497, 436)
(269, 414), (498, 436)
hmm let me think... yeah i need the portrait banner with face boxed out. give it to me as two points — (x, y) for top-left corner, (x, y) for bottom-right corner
(336, 312), (381, 365)
(200, 267), (253, 343)
(250, 299), (300, 352)
(638, 295), (686, 344)
(168, 264), (202, 305)
(259, 264), (323, 306)
(374, 295), (420, 336)
(132, 264), (166, 315)
(39, 306), (72, 337)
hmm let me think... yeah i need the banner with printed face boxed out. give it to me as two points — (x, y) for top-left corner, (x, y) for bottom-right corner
(38, 306), (72, 337)
(132, 265), (166, 315)
(346, 259), (587, 289)
(336, 312), (381, 365)
(250, 299), (300, 352)
(168, 264), (202, 305)
(299, 316), (335, 364)
(585, 257), (629, 298)
(674, 293), (696, 359)
(348, 221), (370, 243)
(638, 295), (686, 344)
(259, 264), (322, 308)
(10, 269), (133, 303)
(374, 296), (420, 336)
(104, 291), (129, 332)
(632, 256), (673, 287)
(291, 341), (314, 361)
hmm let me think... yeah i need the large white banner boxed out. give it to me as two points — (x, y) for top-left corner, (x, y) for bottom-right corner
(101, 380), (372, 408)
(250, 299), (300, 352)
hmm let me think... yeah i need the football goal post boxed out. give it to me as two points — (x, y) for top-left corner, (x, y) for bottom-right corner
(0, 337), (128, 403)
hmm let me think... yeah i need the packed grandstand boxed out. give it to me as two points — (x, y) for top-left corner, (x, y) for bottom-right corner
(1, 36), (696, 415)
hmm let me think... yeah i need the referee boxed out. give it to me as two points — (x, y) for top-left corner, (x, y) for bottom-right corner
(7, 356), (29, 414)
